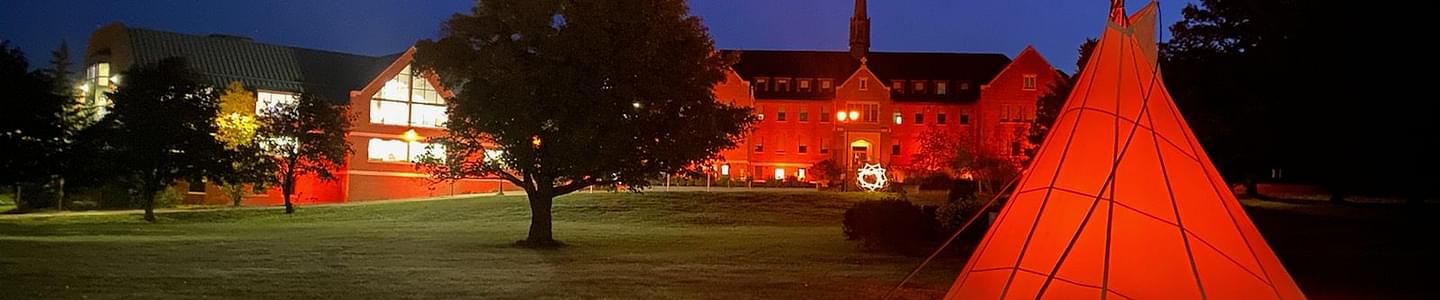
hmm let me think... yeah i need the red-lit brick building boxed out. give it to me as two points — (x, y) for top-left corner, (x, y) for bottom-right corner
(81, 23), (516, 205)
(710, 0), (1063, 183)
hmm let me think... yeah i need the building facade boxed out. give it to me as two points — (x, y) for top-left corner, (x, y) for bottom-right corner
(711, 0), (1062, 184)
(81, 23), (516, 205)
(78, 0), (1059, 204)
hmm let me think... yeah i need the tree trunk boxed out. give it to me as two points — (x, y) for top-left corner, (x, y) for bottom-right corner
(283, 177), (295, 214)
(142, 186), (158, 223)
(283, 160), (297, 214)
(524, 192), (556, 245)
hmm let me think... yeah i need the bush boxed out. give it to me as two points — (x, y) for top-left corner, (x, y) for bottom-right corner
(933, 193), (994, 253)
(842, 198), (940, 256)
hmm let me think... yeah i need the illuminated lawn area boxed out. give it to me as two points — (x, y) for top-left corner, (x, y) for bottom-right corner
(1, 192), (1432, 299)
(0, 191), (963, 299)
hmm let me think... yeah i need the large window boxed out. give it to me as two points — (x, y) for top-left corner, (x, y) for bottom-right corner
(256, 90), (298, 115)
(367, 138), (445, 163)
(846, 103), (880, 123)
(370, 65), (447, 128)
(84, 62), (112, 117)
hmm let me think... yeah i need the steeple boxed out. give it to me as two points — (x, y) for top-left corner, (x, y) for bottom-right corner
(849, 0), (870, 60)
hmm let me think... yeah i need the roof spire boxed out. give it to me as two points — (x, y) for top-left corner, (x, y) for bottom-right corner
(849, 0), (871, 60)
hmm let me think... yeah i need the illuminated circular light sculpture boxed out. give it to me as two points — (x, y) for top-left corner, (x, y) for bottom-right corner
(856, 163), (888, 192)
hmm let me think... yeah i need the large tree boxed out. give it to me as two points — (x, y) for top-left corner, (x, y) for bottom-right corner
(257, 93), (350, 214)
(0, 41), (69, 208)
(414, 0), (756, 246)
(100, 58), (233, 222)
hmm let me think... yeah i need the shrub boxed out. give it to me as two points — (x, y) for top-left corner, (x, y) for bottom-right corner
(933, 193), (994, 254)
(842, 198), (940, 256)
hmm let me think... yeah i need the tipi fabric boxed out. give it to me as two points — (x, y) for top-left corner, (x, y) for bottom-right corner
(943, 2), (1306, 299)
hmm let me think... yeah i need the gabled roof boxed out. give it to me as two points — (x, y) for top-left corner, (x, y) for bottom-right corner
(119, 25), (398, 102)
(723, 50), (1012, 103)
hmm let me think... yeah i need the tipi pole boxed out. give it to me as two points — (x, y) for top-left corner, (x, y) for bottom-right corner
(882, 174), (1022, 299)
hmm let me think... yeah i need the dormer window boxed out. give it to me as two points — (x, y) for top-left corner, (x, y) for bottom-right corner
(820, 79), (834, 91)
(755, 77), (769, 92)
(912, 80), (926, 94)
(960, 81), (972, 90)
(891, 80), (905, 93)
(1023, 74), (1037, 91)
(776, 78), (791, 92)
(798, 79), (812, 92)
(936, 81), (948, 95)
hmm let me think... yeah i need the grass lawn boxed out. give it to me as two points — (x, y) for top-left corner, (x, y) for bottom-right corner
(1, 191), (1433, 299)
(0, 191), (967, 299)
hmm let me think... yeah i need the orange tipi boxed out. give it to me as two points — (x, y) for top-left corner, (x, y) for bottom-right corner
(943, 1), (1306, 299)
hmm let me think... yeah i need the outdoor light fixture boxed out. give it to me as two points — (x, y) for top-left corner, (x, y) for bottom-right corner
(848, 111), (859, 121)
(401, 129), (420, 142)
(856, 163), (887, 191)
(836, 111), (848, 121)
(109, 75), (122, 85)
(632, 102), (642, 109)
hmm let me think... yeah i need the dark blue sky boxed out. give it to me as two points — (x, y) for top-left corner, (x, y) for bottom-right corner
(0, 0), (1196, 73)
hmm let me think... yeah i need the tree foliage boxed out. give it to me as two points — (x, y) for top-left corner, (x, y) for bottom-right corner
(214, 82), (275, 207)
(257, 93), (350, 214)
(0, 41), (69, 208)
(414, 0), (756, 245)
(98, 58), (233, 221)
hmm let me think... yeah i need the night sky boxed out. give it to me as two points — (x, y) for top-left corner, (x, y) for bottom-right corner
(0, 0), (1196, 73)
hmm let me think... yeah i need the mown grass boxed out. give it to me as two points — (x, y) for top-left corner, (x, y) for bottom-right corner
(0, 191), (964, 299)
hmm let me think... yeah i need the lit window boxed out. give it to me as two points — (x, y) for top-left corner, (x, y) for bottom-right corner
(846, 103), (879, 123)
(1023, 74), (1037, 91)
(893, 111), (902, 125)
(798, 79), (812, 92)
(721, 164), (730, 176)
(369, 138), (444, 163)
(798, 168), (807, 181)
(256, 90), (298, 116)
(84, 62), (113, 117)
(368, 138), (409, 162)
(370, 100), (408, 126)
(774, 168), (785, 180)
(936, 81), (948, 95)
(820, 79), (834, 91)
(370, 65), (448, 128)
(960, 81), (972, 90)
(409, 141), (446, 162)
